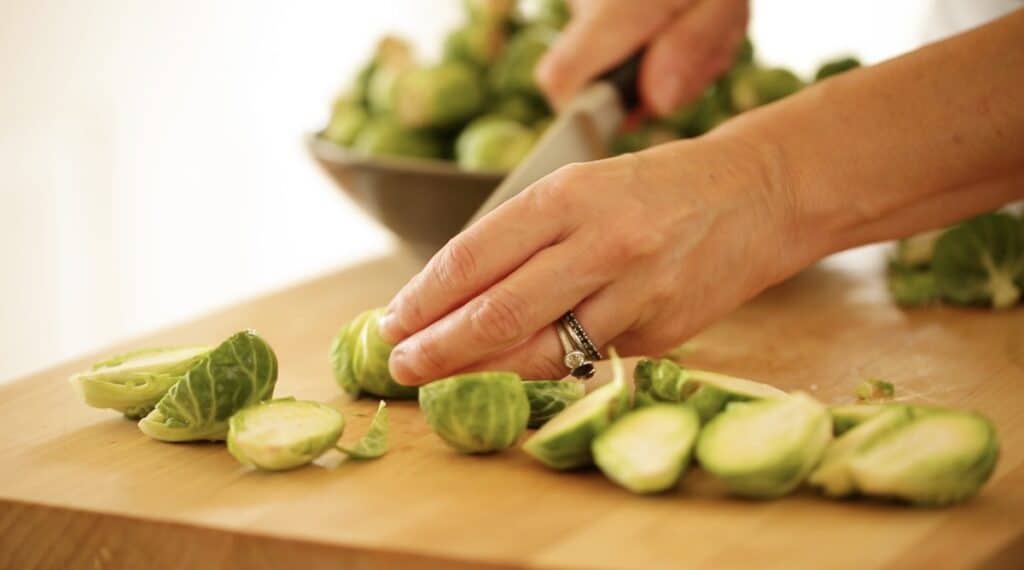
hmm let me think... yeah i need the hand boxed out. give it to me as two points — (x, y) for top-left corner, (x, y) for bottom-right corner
(537, 0), (750, 115)
(379, 131), (808, 385)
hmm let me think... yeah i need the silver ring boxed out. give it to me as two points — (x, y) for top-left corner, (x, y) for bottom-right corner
(561, 312), (603, 361)
(554, 311), (601, 379)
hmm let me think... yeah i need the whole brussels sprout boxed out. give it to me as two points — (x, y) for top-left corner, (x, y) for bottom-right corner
(488, 93), (550, 125)
(887, 262), (939, 307)
(364, 36), (416, 114)
(443, 22), (507, 68)
(393, 61), (487, 129)
(696, 392), (831, 499)
(490, 25), (557, 96)
(70, 346), (211, 419)
(729, 66), (805, 112)
(535, 0), (570, 30)
(609, 123), (678, 155)
(523, 380), (585, 428)
(418, 372), (530, 453)
(138, 330), (278, 442)
(733, 36), (755, 66)
(323, 97), (369, 147)
(455, 117), (538, 171)
(814, 56), (861, 81)
(661, 87), (732, 137)
(228, 399), (345, 471)
(462, 0), (516, 25)
(352, 119), (444, 160)
(932, 212), (1024, 309)
(330, 307), (418, 400)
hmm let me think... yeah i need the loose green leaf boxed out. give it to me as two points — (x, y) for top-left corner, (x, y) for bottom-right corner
(337, 401), (390, 459)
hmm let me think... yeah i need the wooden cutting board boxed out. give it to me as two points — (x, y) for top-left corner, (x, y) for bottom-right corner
(1, 247), (1022, 570)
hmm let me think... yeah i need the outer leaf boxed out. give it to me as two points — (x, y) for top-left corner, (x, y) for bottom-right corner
(337, 401), (390, 459)
(932, 212), (1024, 309)
(522, 380), (586, 428)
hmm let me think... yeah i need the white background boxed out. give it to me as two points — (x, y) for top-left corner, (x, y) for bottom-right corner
(0, 0), (992, 382)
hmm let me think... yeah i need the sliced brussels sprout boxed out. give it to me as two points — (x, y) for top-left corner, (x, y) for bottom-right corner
(352, 119), (444, 160)
(523, 350), (631, 470)
(696, 392), (832, 499)
(932, 212), (1024, 309)
(522, 380), (586, 428)
(895, 229), (944, 268)
(419, 372), (530, 453)
(365, 36), (416, 114)
(227, 399), (345, 471)
(809, 405), (914, 497)
(592, 404), (700, 494)
(609, 123), (679, 154)
(139, 331), (278, 442)
(856, 379), (895, 403)
(393, 61), (487, 129)
(70, 346), (211, 419)
(337, 401), (390, 459)
(887, 262), (940, 307)
(846, 410), (999, 506)
(490, 25), (557, 96)
(330, 307), (418, 400)
(443, 22), (507, 68)
(323, 98), (369, 147)
(488, 93), (550, 125)
(455, 117), (538, 171)
(814, 56), (861, 81)
(729, 66), (805, 112)
(829, 403), (887, 435)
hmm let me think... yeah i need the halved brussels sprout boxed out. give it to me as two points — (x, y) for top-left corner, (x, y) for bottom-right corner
(228, 399), (345, 471)
(70, 346), (211, 419)
(814, 56), (861, 81)
(523, 380), (586, 428)
(895, 229), (944, 268)
(887, 262), (940, 307)
(419, 372), (529, 453)
(330, 307), (418, 400)
(139, 330), (278, 442)
(323, 98), (369, 147)
(932, 212), (1024, 309)
(337, 401), (390, 459)
(592, 404), (700, 494)
(829, 403), (887, 435)
(846, 410), (999, 506)
(809, 405), (914, 497)
(696, 392), (831, 499)
(729, 66), (805, 112)
(523, 350), (631, 470)
(455, 117), (538, 171)
(490, 25), (557, 96)
(393, 61), (486, 130)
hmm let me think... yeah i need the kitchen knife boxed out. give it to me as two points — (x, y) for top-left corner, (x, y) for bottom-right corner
(463, 55), (641, 227)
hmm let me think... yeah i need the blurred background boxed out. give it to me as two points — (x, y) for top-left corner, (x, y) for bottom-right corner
(0, 0), (972, 383)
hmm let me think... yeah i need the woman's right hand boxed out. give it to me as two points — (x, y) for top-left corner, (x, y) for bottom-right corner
(537, 0), (750, 115)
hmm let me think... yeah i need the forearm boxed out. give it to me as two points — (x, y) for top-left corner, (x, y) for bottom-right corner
(721, 8), (1024, 277)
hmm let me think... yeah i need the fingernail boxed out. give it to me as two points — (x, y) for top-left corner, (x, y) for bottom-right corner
(389, 343), (421, 385)
(651, 75), (683, 115)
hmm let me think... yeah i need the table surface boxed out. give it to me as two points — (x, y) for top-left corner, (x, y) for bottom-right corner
(1, 247), (1023, 569)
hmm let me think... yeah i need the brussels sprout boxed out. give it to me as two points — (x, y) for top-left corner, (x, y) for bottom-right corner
(393, 61), (487, 129)
(895, 229), (944, 268)
(523, 380), (586, 428)
(696, 392), (832, 499)
(352, 119), (444, 160)
(488, 93), (550, 125)
(846, 410), (999, 506)
(338, 400), (390, 459)
(365, 36), (416, 114)
(809, 405), (914, 497)
(523, 350), (631, 470)
(444, 22), (507, 68)
(609, 123), (679, 154)
(729, 66), (805, 112)
(70, 346), (211, 419)
(932, 212), (1024, 309)
(323, 98), (369, 147)
(227, 399), (345, 471)
(829, 404), (887, 435)
(139, 331), (278, 442)
(455, 117), (538, 171)
(462, 0), (516, 24)
(856, 379), (895, 403)
(887, 262), (940, 307)
(418, 372), (530, 453)
(490, 25), (557, 96)
(330, 307), (418, 400)
(534, 0), (570, 29)
(814, 56), (861, 82)
(592, 404), (701, 494)
(734, 36), (755, 66)
(633, 358), (787, 423)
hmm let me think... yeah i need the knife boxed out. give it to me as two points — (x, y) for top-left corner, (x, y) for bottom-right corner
(463, 55), (641, 227)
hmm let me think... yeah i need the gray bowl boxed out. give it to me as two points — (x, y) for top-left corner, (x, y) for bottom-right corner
(307, 135), (504, 260)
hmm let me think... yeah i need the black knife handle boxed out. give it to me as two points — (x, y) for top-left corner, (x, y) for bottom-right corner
(599, 50), (644, 109)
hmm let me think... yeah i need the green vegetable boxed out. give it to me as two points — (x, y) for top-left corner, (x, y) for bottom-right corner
(330, 307), (418, 400)
(661, 87), (731, 137)
(227, 399), (345, 471)
(138, 331), (278, 442)
(352, 119), (444, 160)
(609, 123), (679, 154)
(829, 404), (887, 435)
(419, 372), (529, 453)
(729, 66), (805, 112)
(488, 93), (550, 125)
(887, 262), (940, 307)
(534, 0), (570, 29)
(814, 56), (861, 81)
(845, 410), (999, 506)
(443, 22), (507, 68)
(592, 404), (700, 494)
(490, 25), (557, 96)
(809, 405), (914, 497)
(734, 36), (755, 66)
(522, 380), (586, 428)
(523, 350), (631, 470)
(696, 392), (831, 499)
(394, 61), (487, 129)
(337, 401), (390, 459)
(364, 36), (416, 114)
(323, 98), (369, 147)
(895, 230), (944, 268)
(462, 0), (515, 24)
(856, 379), (895, 403)
(70, 346), (211, 419)
(455, 117), (538, 171)
(932, 212), (1024, 309)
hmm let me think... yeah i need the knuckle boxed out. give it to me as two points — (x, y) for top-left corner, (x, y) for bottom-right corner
(435, 238), (478, 290)
(531, 163), (587, 211)
(525, 350), (567, 380)
(469, 288), (531, 347)
(604, 220), (663, 263)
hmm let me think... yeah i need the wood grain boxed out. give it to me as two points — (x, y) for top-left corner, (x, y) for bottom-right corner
(1, 247), (1022, 569)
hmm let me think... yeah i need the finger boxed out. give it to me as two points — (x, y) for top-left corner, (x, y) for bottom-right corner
(536, 0), (692, 111)
(388, 235), (613, 385)
(641, 0), (750, 114)
(379, 187), (563, 345)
